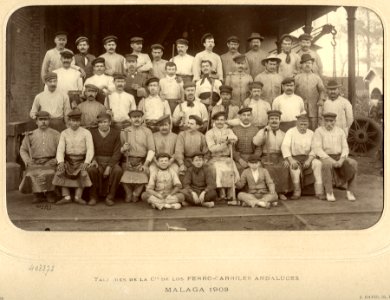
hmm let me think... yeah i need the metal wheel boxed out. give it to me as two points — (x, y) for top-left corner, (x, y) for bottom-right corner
(347, 117), (383, 156)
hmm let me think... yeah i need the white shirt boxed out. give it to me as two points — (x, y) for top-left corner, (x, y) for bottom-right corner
(272, 93), (305, 122)
(159, 76), (183, 100)
(323, 96), (354, 135)
(49, 68), (83, 94)
(170, 54), (194, 76)
(251, 168), (260, 182)
(84, 74), (115, 93)
(195, 78), (222, 98)
(138, 95), (171, 120)
(134, 53), (153, 72)
(281, 127), (315, 158)
(172, 101), (209, 126)
(193, 50), (223, 81)
(243, 98), (271, 127)
(105, 91), (137, 122)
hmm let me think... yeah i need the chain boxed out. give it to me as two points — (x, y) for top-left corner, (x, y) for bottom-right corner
(331, 27), (337, 78)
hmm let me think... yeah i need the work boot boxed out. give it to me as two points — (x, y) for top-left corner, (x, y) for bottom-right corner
(326, 192), (336, 202)
(170, 203), (181, 209)
(105, 197), (115, 206)
(88, 198), (97, 206)
(124, 194), (132, 203)
(202, 201), (214, 208)
(74, 198), (87, 205)
(32, 193), (45, 204)
(132, 195), (140, 203)
(46, 192), (57, 203)
(346, 190), (356, 201)
(314, 184), (326, 200)
(290, 183), (301, 200)
(56, 197), (72, 205)
(278, 194), (287, 201)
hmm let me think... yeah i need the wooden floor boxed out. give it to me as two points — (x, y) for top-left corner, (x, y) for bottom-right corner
(6, 169), (383, 231)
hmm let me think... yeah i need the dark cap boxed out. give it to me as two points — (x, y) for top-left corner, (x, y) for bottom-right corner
(84, 83), (99, 91)
(54, 31), (68, 37)
(238, 107), (252, 114)
(247, 32), (264, 42)
(201, 33), (214, 44)
(198, 92), (220, 103)
(326, 80), (342, 89)
(247, 154), (260, 163)
(322, 112), (337, 119)
(129, 110), (144, 117)
(233, 54), (246, 63)
(97, 112), (112, 121)
(102, 35), (118, 44)
(282, 77), (295, 85)
(125, 53), (138, 61)
(296, 112), (309, 120)
(183, 82), (196, 89)
(191, 152), (204, 159)
(261, 54), (281, 66)
(130, 36), (144, 44)
(113, 73), (126, 80)
(227, 35), (240, 43)
(151, 43), (164, 50)
(60, 50), (74, 58)
(156, 114), (171, 125)
(75, 36), (89, 45)
(145, 77), (159, 86)
(176, 38), (189, 45)
(189, 115), (203, 126)
(251, 81), (264, 90)
(299, 33), (312, 41)
(212, 111), (226, 120)
(156, 152), (171, 160)
(267, 110), (282, 118)
(44, 72), (57, 82)
(219, 85), (233, 94)
(36, 111), (51, 119)
(279, 34), (294, 43)
(300, 53), (315, 64)
(68, 108), (82, 119)
(91, 57), (105, 66)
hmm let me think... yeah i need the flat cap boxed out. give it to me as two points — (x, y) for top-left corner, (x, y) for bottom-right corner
(227, 35), (240, 43)
(238, 107), (252, 114)
(247, 32), (264, 42)
(300, 53), (315, 64)
(251, 81), (264, 89)
(35, 111), (51, 119)
(151, 43), (164, 50)
(113, 73), (126, 80)
(60, 50), (74, 58)
(296, 112), (309, 120)
(183, 81), (196, 89)
(247, 154), (261, 163)
(282, 77), (295, 85)
(176, 38), (189, 45)
(212, 111), (226, 120)
(267, 110), (282, 118)
(68, 108), (82, 118)
(75, 36), (88, 45)
(198, 92), (220, 103)
(155, 152), (171, 160)
(97, 112), (112, 121)
(128, 110), (144, 117)
(299, 33), (313, 41)
(322, 112), (337, 119)
(44, 72), (58, 82)
(219, 85), (233, 94)
(261, 54), (281, 66)
(326, 80), (342, 89)
(125, 53), (138, 61)
(130, 36), (144, 43)
(233, 54), (246, 63)
(279, 34), (294, 43)
(84, 83), (99, 91)
(191, 152), (204, 159)
(201, 33), (214, 44)
(145, 77), (159, 86)
(188, 115), (203, 126)
(54, 31), (68, 37)
(102, 35), (118, 44)
(156, 114), (171, 125)
(91, 57), (105, 66)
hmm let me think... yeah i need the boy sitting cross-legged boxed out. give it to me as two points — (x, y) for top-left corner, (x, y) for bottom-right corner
(141, 153), (184, 210)
(235, 154), (278, 208)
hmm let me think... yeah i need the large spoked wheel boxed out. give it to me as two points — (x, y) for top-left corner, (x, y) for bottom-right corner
(347, 117), (383, 156)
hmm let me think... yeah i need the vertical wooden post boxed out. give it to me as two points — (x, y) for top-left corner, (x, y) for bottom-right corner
(346, 6), (357, 110)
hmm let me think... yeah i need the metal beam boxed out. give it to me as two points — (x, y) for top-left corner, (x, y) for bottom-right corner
(346, 6), (357, 110)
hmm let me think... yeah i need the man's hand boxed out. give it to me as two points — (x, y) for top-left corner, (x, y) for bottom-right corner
(239, 159), (248, 169)
(303, 159), (312, 169)
(79, 68), (86, 78)
(122, 143), (131, 152)
(81, 163), (90, 171)
(131, 83), (140, 90)
(57, 162), (65, 172)
(179, 164), (187, 174)
(90, 160), (99, 168)
(191, 191), (200, 204)
(282, 160), (290, 168)
(269, 188), (276, 194)
(140, 164), (150, 175)
(103, 166), (112, 178)
(198, 191), (206, 203)
(288, 158), (299, 170)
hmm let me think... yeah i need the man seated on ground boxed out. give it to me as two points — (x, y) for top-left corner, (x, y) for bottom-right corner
(181, 152), (217, 208)
(52, 108), (94, 205)
(141, 153), (184, 210)
(87, 112), (123, 206)
(235, 154), (278, 208)
(19, 111), (60, 204)
(253, 110), (291, 200)
(312, 112), (357, 202)
(281, 113), (325, 200)
(78, 83), (107, 128)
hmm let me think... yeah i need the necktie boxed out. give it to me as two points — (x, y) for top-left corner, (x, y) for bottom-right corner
(285, 52), (291, 64)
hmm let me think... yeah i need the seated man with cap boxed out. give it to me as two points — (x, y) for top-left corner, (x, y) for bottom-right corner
(129, 36), (153, 75)
(151, 44), (168, 79)
(211, 85), (239, 122)
(19, 111), (61, 204)
(281, 113), (325, 200)
(221, 36), (250, 78)
(74, 36), (96, 81)
(312, 112), (357, 202)
(296, 33), (323, 77)
(276, 34), (301, 79)
(83, 57), (116, 105)
(175, 115), (209, 177)
(159, 61), (184, 113)
(195, 60), (222, 108)
(294, 53), (326, 130)
(242, 81), (271, 128)
(49, 50), (83, 107)
(87, 112), (123, 206)
(323, 80), (354, 136)
(193, 33), (223, 81)
(77, 83), (107, 128)
(151, 114), (179, 174)
(53, 108), (94, 205)
(235, 154), (278, 208)
(245, 32), (268, 78)
(225, 54), (253, 107)
(172, 81), (208, 133)
(272, 77), (305, 132)
(124, 53), (148, 105)
(181, 152), (217, 208)
(232, 107), (262, 174)
(30, 72), (71, 132)
(253, 110), (292, 200)
(105, 72), (137, 129)
(170, 38), (194, 83)
(254, 54), (283, 104)
(99, 35), (125, 76)
(141, 153), (185, 210)
(206, 111), (239, 201)
(138, 77), (171, 132)
(120, 110), (155, 203)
